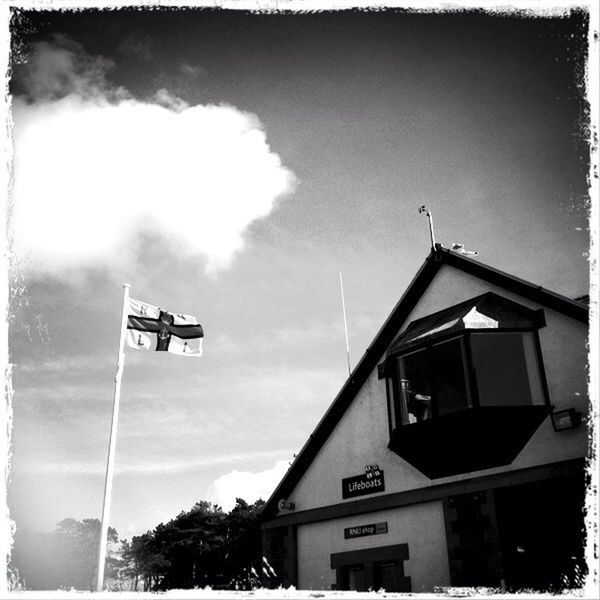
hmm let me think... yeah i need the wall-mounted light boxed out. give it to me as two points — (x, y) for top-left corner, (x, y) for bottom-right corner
(551, 408), (582, 432)
(277, 499), (295, 511)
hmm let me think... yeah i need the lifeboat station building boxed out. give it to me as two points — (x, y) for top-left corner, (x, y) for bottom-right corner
(260, 245), (590, 593)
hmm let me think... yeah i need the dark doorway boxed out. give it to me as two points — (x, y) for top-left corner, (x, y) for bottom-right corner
(444, 490), (501, 587)
(494, 475), (586, 591)
(373, 560), (404, 592)
(331, 543), (411, 592)
(341, 565), (366, 591)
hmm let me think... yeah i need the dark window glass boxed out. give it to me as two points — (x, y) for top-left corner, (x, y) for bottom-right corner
(397, 349), (432, 424)
(471, 332), (536, 406)
(386, 377), (398, 431)
(374, 560), (402, 592)
(342, 565), (366, 591)
(390, 331), (545, 430)
(431, 337), (471, 415)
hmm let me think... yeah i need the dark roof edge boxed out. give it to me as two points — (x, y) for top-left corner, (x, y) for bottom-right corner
(260, 247), (589, 519)
(438, 246), (588, 323)
(260, 249), (442, 518)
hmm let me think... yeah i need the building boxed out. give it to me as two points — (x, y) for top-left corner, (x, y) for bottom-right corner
(260, 245), (590, 593)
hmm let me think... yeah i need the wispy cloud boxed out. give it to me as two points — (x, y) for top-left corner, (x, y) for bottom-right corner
(118, 32), (154, 61)
(20, 449), (290, 476)
(208, 326), (336, 358)
(179, 63), (207, 79)
(10, 36), (297, 281)
(15, 354), (114, 374)
(12, 35), (118, 101)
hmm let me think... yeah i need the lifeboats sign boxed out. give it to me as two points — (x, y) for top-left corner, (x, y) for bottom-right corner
(342, 467), (385, 499)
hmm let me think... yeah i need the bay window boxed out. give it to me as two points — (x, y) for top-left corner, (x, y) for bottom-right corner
(380, 293), (552, 478)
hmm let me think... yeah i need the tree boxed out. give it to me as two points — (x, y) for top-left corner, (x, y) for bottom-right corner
(126, 530), (171, 591)
(10, 519), (120, 590)
(119, 498), (267, 590)
(224, 498), (266, 588)
(157, 501), (227, 590)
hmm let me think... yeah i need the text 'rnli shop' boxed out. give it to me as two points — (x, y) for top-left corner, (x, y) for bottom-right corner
(260, 245), (590, 593)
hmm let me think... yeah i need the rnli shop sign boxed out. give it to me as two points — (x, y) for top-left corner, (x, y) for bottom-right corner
(344, 522), (388, 540)
(342, 466), (385, 499)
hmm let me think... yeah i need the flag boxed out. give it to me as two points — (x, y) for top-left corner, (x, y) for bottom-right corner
(126, 298), (203, 356)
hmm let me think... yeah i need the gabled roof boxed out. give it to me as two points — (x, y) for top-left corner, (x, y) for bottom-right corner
(261, 244), (588, 520)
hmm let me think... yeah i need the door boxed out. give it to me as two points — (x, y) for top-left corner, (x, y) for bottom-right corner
(494, 475), (586, 590)
(331, 543), (411, 592)
(341, 565), (366, 591)
(373, 560), (404, 592)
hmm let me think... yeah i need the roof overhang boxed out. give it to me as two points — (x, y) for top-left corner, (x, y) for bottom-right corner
(386, 291), (546, 358)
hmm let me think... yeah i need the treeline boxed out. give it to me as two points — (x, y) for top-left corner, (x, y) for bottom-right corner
(10, 518), (120, 590)
(120, 498), (271, 591)
(10, 498), (275, 591)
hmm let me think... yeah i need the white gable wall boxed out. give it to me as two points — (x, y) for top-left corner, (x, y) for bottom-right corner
(297, 500), (450, 592)
(281, 263), (588, 515)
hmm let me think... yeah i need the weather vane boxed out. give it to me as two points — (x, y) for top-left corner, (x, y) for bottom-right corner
(418, 205), (436, 250)
(418, 205), (479, 256)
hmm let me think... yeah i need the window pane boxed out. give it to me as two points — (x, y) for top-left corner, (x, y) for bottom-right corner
(521, 332), (546, 405)
(431, 337), (471, 415)
(387, 377), (398, 430)
(397, 349), (432, 424)
(471, 333), (534, 406)
(342, 566), (366, 591)
(374, 560), (402, 592)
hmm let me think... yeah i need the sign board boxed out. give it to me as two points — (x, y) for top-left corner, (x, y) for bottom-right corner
(342, 469), (385, 499)
(344, 521), (388, 539)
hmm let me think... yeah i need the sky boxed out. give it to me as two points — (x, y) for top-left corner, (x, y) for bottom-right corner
(3, 2), (594, 544)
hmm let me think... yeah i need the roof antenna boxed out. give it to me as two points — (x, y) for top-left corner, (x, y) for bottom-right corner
(339, 272), (352, 377)
(418, 205), (436, 250)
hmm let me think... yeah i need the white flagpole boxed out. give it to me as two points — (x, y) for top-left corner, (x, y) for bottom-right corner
(96, 283), (130, 592)
(339, 272), (351, 377)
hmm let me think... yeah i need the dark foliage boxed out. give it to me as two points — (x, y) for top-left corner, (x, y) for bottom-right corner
(121, 497), (268, 591)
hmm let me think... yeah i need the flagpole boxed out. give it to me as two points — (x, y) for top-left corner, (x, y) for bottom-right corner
(96, 283), (130, 592)
(339, 272), (351, 377)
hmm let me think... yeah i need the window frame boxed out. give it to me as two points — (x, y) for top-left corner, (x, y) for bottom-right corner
(384, 326), (551, 433)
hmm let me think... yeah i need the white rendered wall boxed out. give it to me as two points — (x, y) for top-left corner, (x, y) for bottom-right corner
(297, 501), (450, 592)
(281, 264), (588, 515)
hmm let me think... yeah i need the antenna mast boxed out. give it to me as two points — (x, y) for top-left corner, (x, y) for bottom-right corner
(418, 205), (436, 249)
(339, 272), (352, 377)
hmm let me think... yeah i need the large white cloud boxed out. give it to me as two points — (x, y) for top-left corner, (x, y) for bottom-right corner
(10, 38), (296, 278)
(207, 460), (290, 512)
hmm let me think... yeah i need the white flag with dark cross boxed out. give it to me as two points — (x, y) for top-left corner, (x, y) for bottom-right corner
(126, 297), (204, 356)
